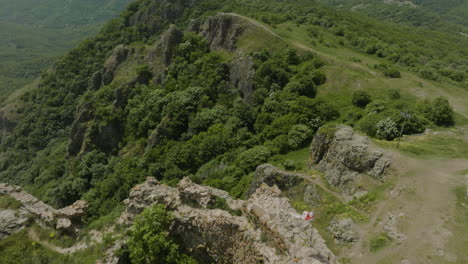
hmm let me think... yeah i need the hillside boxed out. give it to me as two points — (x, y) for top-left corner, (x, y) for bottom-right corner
(0, 0), (131, 101)
(0, 0), (467, 263)
(319, 0), (468, 33)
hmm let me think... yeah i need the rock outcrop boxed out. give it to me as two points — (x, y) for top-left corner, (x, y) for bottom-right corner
(309, 125), (392, 194)
(230, 51), (256, 103)
(106, 177), (337, 264)
(189, 13), (243, 51)
(248, 164), (305, 196)
(0, 208), (29, 239)
(102, 45), (129, 86)
(327, 218), (358, 243)
(248, 163), (321, 206)
(0, 184), (88, 234)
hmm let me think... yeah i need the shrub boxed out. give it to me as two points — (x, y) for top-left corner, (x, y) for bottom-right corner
(383, 67), (401, 78)
(366, 100), (386, 114)
(376, 118), (399, 140)
(388, 89), (400, 100)
(423, 97), (454, 126)
(374, 63), (400, 78)
(127, 204), (197, 264)
(419, 68), (438, 81)
(135, 65), (153, 84)
(370, 233), (392, 252)
(287, 124), (313, 149)
(236, 146), (272, 171)
(352, 90), (372, 108)
(357, 114), (381, 137)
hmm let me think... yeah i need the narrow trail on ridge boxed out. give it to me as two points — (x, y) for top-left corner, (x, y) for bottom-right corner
(27, 228), (102, 255)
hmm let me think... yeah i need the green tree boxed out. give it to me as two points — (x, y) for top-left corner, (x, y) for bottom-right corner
(423, 97), (454, 126)
(352, 90), (372, 108)
(288, 124), (313, 149)
(128, 204), (197, 264)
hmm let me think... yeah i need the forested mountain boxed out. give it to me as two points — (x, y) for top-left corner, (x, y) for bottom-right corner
(0, 0), (131, 100)
(0, 0), (467, 263)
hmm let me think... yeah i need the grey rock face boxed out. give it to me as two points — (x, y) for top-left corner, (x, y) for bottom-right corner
(247, 163), (305, 197)
(110, 177), (337, 264)
(127, 0), (188, 35)
(304, 183), (321, 207)
(0, 112), (16, 135)
(310, 125), (392, 194)
(102, 45), (129, 85)
(0, 208), (29, 239)
(0, 183), (88, 236)
(189, 13), (243, 51)
(381, 213), (406, 242)
(160, 25), (183, 66)
(327, 218), (358, 242)
(230, 51), (256, 103)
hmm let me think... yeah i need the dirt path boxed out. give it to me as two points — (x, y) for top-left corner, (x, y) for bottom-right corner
(230, 13), (380, 78)
(27, 228), (102, 255)
(345, 152), (468, 264)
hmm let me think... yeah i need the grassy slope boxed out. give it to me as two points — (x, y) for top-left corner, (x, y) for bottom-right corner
(238, 17), (468, 263)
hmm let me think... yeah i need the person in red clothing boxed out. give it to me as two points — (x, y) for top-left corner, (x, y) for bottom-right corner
(302, 211), (315, 221)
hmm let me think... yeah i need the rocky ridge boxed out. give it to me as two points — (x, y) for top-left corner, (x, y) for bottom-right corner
(0, 183), (88, 235)
(105, 177), (338, 264)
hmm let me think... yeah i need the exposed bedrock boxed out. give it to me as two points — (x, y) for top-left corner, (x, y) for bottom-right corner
(309, 125), (392, 195)
(0, 183), (88, 234)
(110, 177), (338, 264)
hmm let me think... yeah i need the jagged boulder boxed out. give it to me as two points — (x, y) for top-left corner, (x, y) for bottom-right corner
(102, 45), (129, 85)
(110, 177), (338, 264)
(0, 208), (29, 239)
(310, 125), (392, 194)
(189, 13), (243, 51)
(57, 200), (88, 219)
(327, 218), (358, 243)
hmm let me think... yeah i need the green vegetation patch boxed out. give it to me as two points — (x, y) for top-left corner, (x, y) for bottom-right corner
(0, 195), (22, 210)
(0, 230), (61, 264)
(370, 232), (392, 252)
(377, 135), (468, 159)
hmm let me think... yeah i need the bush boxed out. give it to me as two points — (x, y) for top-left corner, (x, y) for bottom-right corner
(419, 68), (438, 81)
(236, 146), (272, 171)
(376, 118), (399, 140)
(366, 100), (386, 114)
(357, 114), (381, 137)
(127, 204), (197, 264)
(422, 97), (454, 126)
(287, 124), (313, 149)
(370, 233), (392, 252)
(374, 63), (400, 78)
(388, 89), (400, 100)
(352, 90), (372, 108)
